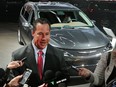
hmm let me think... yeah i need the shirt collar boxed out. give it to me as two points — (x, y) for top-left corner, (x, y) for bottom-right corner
(32, 40), (47, 55)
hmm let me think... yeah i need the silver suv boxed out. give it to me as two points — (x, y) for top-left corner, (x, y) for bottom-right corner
(18, 1), (112, 86)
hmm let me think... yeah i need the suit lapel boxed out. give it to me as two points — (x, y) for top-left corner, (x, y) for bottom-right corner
(43, 45), (54, 73)
(25, 44), (38, 74)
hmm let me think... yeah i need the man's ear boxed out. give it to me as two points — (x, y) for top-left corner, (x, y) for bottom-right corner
(31, 30), (35, 36)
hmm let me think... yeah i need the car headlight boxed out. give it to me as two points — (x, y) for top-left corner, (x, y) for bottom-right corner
(103, 42), (112, 52)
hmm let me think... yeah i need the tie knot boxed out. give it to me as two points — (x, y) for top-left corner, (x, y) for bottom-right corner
(38, 50), (43, 55)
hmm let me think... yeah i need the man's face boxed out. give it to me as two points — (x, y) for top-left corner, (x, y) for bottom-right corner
(32, 23), (50, 49)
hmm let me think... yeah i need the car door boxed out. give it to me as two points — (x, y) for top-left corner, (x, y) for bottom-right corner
(19, 5), (34, 45)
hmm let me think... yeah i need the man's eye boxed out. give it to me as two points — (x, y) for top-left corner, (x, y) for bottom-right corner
(46, 33), (50, 36)
(37, 32), (42, 35)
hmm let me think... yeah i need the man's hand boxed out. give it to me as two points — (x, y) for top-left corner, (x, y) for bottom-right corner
(7, 61), (24, 69)
(6, 75), (22, 87)
(78, 68), (91, 78)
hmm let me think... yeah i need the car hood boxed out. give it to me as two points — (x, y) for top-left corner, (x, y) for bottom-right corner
(50, 27), (110, 49)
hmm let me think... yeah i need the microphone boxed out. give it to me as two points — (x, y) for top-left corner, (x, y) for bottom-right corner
(43, 70), (55, 84)
(56, 78), (67, 84)
(55, 71), (62, 80)
(55, 71), (67, 84)
(43, 70), (67, 85)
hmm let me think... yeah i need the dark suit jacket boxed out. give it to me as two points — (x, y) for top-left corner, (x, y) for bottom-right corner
(11, 43), (69, 87)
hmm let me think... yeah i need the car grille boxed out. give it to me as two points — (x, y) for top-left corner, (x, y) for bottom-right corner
(62, 46), (108, 57)
(61, 47), (106, 75)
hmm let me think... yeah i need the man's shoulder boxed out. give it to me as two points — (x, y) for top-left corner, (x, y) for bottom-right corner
(12, 44), (32, 58)
(48, 45), (64, 57)
(13, 45), (28, 52)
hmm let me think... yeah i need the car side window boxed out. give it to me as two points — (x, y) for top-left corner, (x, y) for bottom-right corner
(40, 12), (59, 24)
(21, 6), (30, 21)
(30, 11), (35, 25)
(21, 7), (25, 17)
(24, 11), (29, 21)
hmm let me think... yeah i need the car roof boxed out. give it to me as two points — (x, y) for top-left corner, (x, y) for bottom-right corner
(24, 1), (79, 10)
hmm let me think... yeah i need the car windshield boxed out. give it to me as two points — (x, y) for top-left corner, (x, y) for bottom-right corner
(38, 10), (93, 29)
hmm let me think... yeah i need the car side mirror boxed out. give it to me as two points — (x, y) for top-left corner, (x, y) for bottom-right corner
(22, 22), (29, 27)
(22, 22), (33, 30)
(22, 22), (30, 28)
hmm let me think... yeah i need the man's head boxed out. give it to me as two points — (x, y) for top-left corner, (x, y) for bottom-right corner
(32, 18), (51, 49)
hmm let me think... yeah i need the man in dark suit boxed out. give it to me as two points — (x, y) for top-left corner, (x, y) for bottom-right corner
(10, 18), (69, 87)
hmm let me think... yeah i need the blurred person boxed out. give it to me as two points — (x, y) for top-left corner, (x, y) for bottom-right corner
(63, 15), (72, 23)
(9, 18), (69, 87)
(4, 76), (48, 87)
(4, 75), (22, 87)
(0, 61), (23, 87)
(5, 74), (48, 87)
(77, 47), (116, 87)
